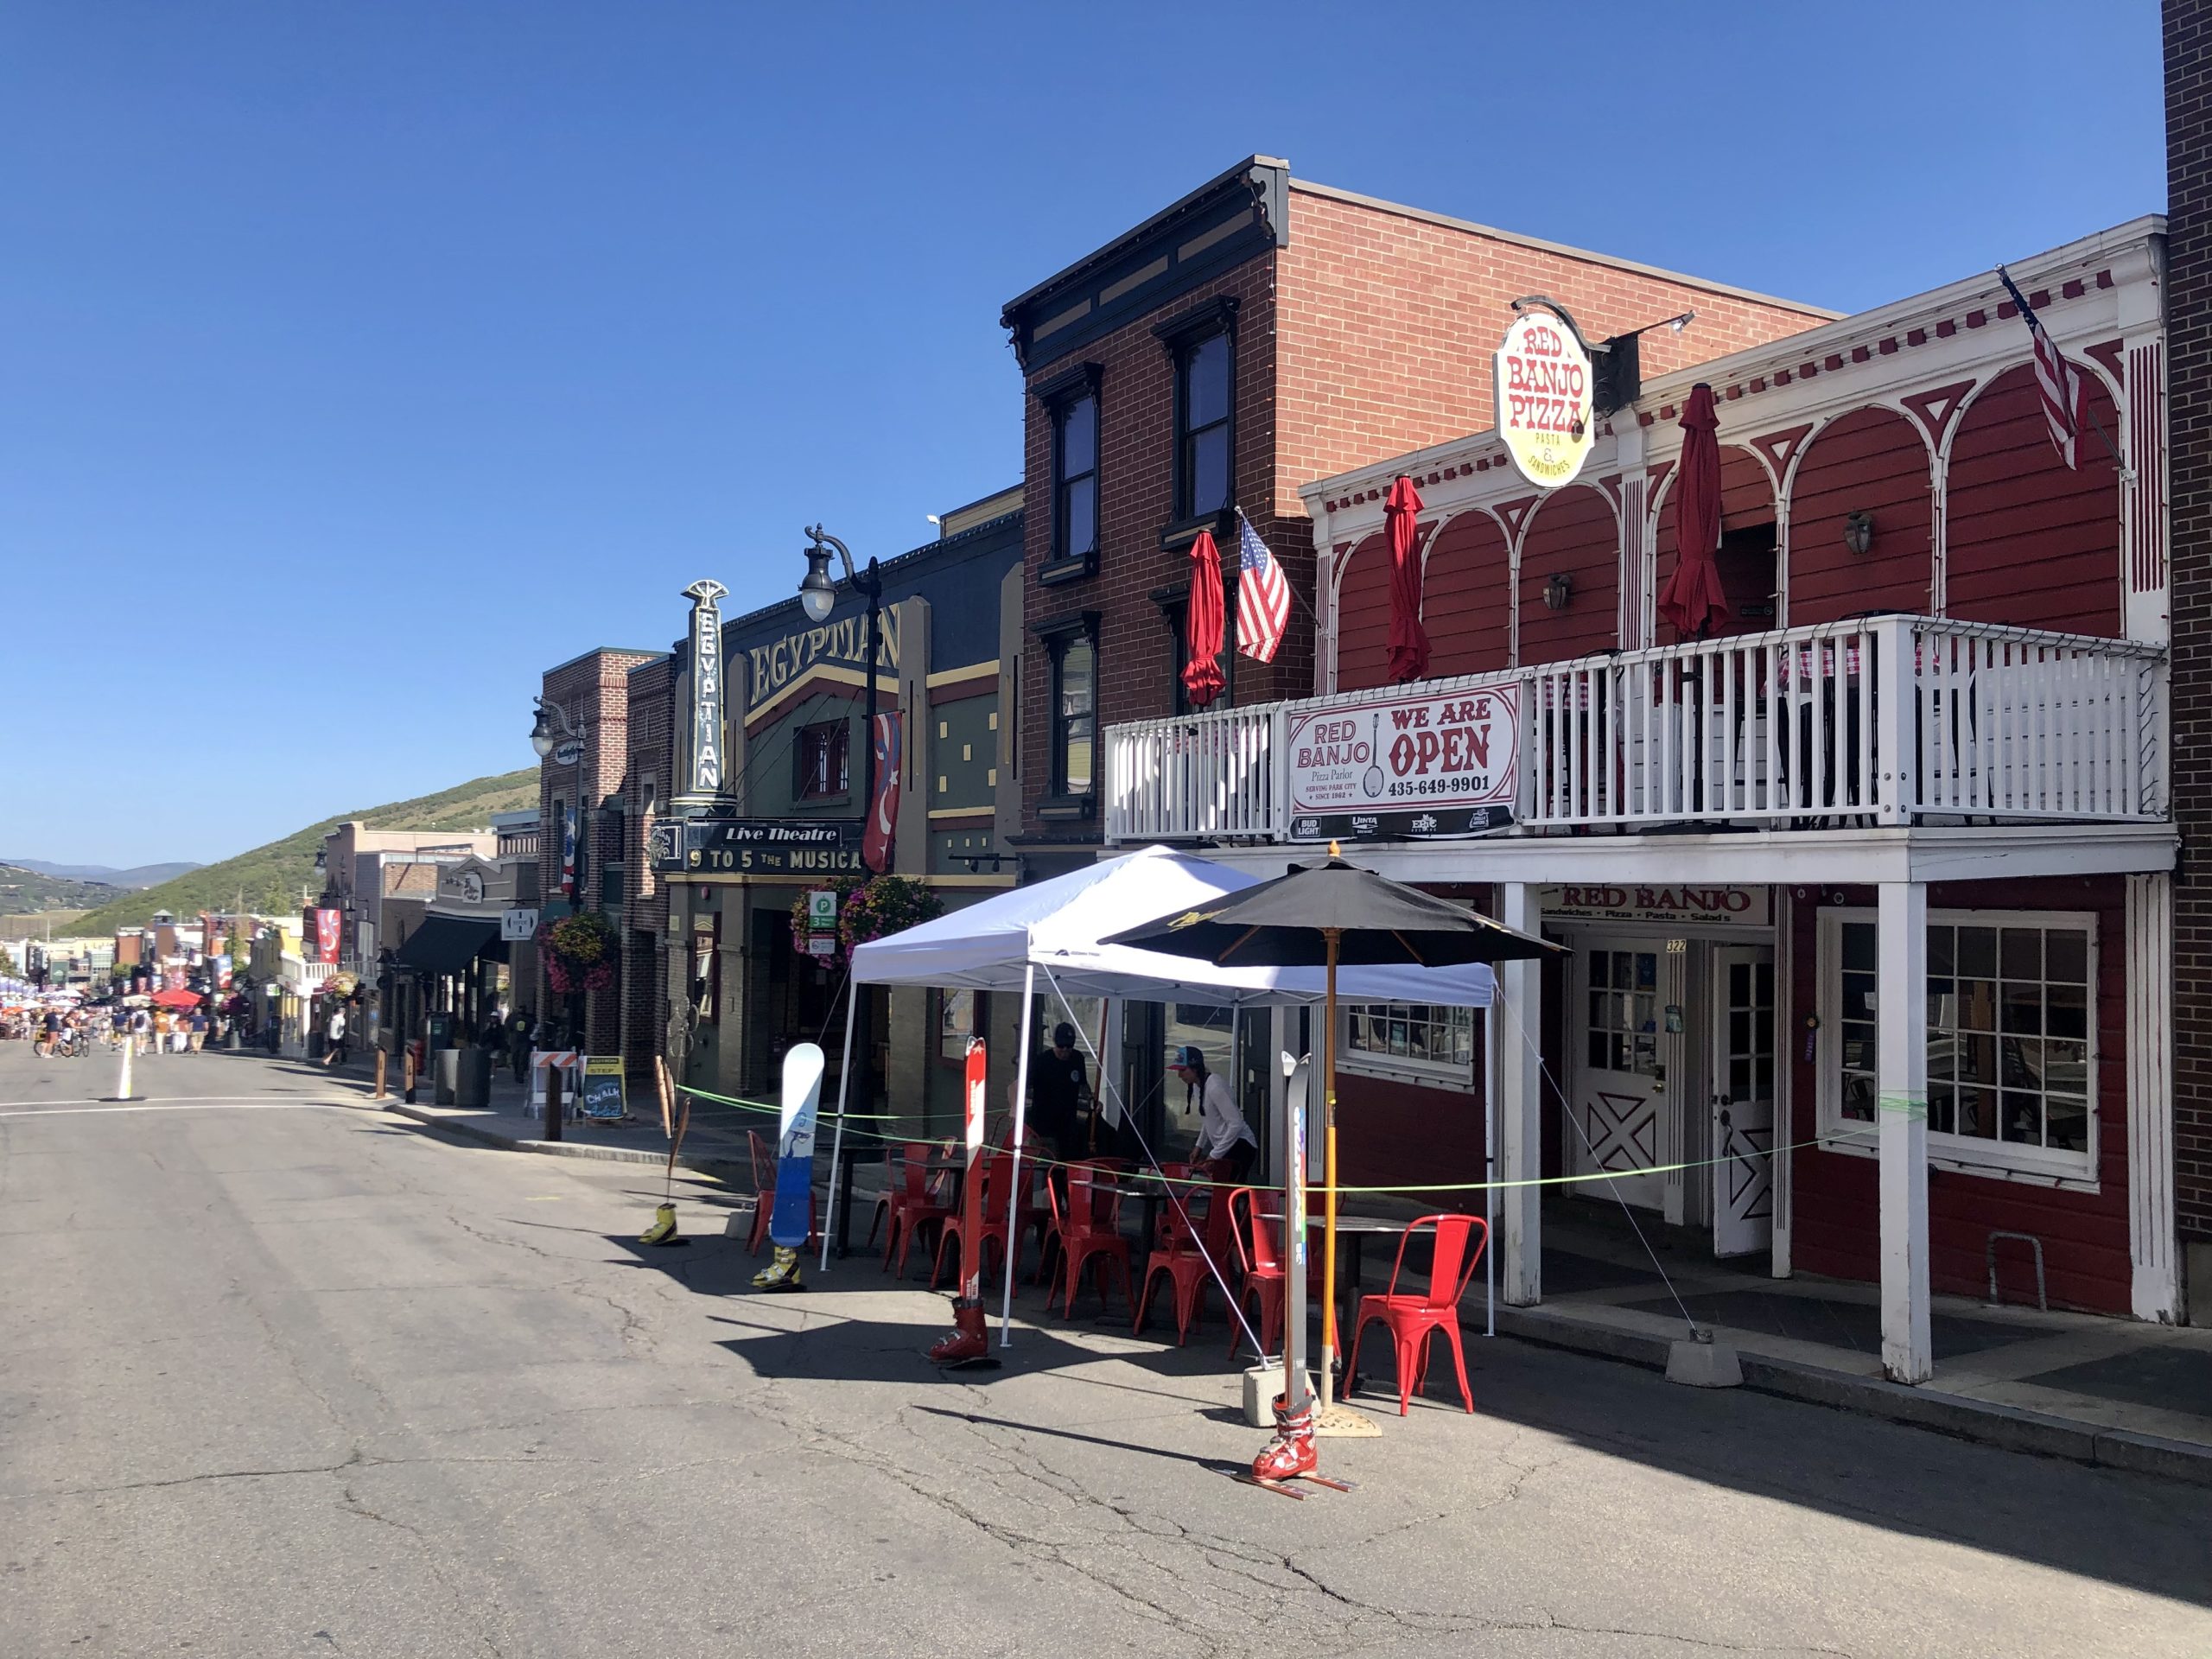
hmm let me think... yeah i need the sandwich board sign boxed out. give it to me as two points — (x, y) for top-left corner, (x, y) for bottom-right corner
(582, 1056), (626, 1120)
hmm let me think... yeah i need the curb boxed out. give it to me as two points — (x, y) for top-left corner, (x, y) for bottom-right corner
(1487, 1304), (2212, 1486)
(377, 1101), (749, 1180)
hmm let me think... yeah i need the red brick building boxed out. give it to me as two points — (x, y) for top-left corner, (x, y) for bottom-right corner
(531, 645), (666, 1056)
(1000, 156), (1835, 1166)
(2167, 0), (2212, 1319)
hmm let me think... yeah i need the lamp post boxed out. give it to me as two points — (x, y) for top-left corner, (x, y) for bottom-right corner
(530, 695), (587, 1141)
(798, 526), (883, 1255)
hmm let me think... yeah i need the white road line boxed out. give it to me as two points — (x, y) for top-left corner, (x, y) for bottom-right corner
(0, 1101), (361, 1118)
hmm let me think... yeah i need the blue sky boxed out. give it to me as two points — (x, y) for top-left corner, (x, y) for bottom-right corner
(0, 2), (2164, 866)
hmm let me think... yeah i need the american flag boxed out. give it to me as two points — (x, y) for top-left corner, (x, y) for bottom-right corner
(1997, 265), (2083, 470)
(1236, 512), (1289, 663)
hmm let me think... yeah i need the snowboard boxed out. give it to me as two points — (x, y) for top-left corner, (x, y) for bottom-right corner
(771, 1042), (825, 1249)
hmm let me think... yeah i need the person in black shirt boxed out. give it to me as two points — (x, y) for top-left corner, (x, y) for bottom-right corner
(1027, 1022), (1092, 1166)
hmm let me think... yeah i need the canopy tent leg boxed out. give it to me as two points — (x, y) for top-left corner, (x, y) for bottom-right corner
(999, 964), (1036, 1347)
(1484, 1000), (1497, 1338)
(817, 989), (859, 1274)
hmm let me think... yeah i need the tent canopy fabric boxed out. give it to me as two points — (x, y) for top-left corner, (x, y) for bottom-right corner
(396, 916), (501, 976)
(849, 844), (1493, 1007)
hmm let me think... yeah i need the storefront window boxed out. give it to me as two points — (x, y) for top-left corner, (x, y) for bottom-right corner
(938, 988), (976, 1062)
(1340, 1001), (1475, 1084)
(1821, 910), (2094, 1178)
(1583, 950), (1659, 1077)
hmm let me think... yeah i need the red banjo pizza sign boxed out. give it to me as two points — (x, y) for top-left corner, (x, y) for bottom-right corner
(1494, 312), (1593, 488)
(1285, 684), (1521, 841)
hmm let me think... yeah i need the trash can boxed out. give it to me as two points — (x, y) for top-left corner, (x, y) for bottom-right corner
(454, 1046), (493, 1109)
(434, 1046), (460, 1105)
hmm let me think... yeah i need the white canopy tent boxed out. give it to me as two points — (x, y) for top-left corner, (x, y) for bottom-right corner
(827, 844), (1499, 1345)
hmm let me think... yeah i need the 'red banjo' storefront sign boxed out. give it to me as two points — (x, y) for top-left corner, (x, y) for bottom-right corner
(1285, 684), (1521, 842)
(1494, 311), (1593, 488)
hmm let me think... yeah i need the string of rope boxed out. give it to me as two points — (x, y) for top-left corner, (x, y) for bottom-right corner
(673, 1083), (1872, 1193)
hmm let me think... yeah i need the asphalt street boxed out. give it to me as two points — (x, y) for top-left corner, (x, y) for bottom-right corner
(3, 1042), (2209, 1658)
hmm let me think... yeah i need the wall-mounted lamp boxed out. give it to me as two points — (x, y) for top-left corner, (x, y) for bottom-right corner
(1543, 572), (1573, 612)
(1843, 511), (1876, 556)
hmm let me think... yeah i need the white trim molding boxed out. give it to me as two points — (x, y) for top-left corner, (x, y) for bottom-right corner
(2126, 872), (2179, 1322)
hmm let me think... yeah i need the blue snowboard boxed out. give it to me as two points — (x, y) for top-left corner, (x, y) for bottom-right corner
(771, 1043), (825, 1249)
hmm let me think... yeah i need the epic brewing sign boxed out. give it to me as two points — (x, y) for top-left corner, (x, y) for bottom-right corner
(1284, 683), (1521, 842)
(1494, 312), (1593, 488)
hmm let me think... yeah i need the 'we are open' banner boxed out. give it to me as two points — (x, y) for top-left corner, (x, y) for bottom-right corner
(1284, 684), (1521, 843)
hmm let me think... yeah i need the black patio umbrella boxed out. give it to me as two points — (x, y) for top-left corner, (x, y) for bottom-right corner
(1107, 854), (1560, 1434)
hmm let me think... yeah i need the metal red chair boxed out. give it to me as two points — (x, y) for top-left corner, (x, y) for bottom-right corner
(746, 1128), (817, 1255)
(1226, 1186), (1286, 1359)
(1348, 1214), (1488, 1415)
(1045, 1162), (1130, 1316)
(931, 1151), (1014, 1291)
(1133, 1170), (1226, 1345)
(878, 1141), (954, 1276)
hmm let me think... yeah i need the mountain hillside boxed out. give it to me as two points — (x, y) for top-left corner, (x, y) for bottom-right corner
(4, 859), (200, 887)
(0, 866), (119, 916)
(63, 770), (540, 938)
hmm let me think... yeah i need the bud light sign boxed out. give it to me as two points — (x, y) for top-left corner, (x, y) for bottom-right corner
(1285, 683), (1520, 841)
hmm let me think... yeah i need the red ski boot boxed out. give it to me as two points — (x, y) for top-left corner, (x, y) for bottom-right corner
(1251, 1395), (1318, 1482)
(926, 1297), (1000, 1368)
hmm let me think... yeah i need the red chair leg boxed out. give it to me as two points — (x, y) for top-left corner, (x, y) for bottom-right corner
(1443, 1320), (1474, 1414)
(1133, 1263), (1161, 1337)
(1347, 1310), (1376, 1402)
(929, 1224), (959, 1292)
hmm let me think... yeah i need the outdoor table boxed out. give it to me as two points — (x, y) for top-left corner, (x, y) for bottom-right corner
(1303, 1214), (1408, 1393)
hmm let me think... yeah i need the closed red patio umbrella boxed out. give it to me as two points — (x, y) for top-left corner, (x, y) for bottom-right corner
(1384, 475), (1429, 682)
(1658, 383), (1730, 639)
(1182, 529), (1226, 707)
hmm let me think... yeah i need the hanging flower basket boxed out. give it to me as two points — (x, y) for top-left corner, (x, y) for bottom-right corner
(543, 911), (620, 995)
(789, 874), (943, 969)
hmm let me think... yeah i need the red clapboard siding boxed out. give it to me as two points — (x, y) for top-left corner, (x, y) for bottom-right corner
(1786, 876), (2130, 1316)
(1335, 531), (1394, 690)
(1946, 363), (2122, 637)
(1424, 511), (1512, 678)
(1335, 1065), (1488, 1211)
(1518, 484), (1620, 664)
(1653, 445), (1779, 642)
(1789, 408), (1933, 625)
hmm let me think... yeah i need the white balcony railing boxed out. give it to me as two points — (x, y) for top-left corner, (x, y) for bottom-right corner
(1103, 615), (2166, 845)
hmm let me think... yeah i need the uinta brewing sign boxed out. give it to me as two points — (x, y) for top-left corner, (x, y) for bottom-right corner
(1286, 684), (1520, 842)
(1495, 311), (1593, 489)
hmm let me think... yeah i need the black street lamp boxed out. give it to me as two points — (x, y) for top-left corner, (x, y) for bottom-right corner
(797, 525), (883, 1254)
(529, 693), (590, 1141)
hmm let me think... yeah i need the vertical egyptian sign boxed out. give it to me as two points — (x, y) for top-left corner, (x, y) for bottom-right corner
(683, 578), (729, 796)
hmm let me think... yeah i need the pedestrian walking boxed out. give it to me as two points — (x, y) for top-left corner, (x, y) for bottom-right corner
(321, 1005), (348, 1068)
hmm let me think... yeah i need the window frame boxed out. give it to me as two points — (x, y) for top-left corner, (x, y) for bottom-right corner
(1337, 1000), (1478, 1090)
(1815, 906), (2100, 1186)
(1034, 362), (1103, 583)
(793, 717), (851, 802)
(1154, 296), (1239, 540)
(1034, 611), (1101, 815)
(1173, 328), (1234, 524)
